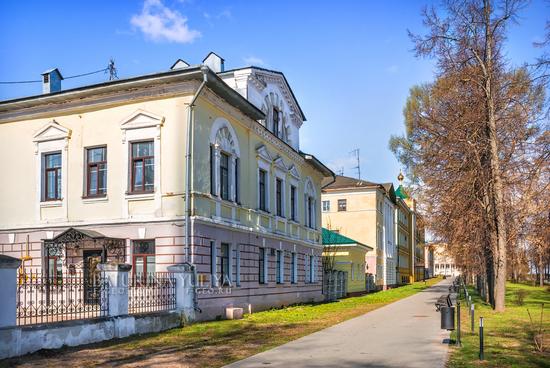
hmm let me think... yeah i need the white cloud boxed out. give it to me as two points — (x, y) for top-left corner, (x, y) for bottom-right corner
(131, 0), (201, 44)
(243, 56), (265, 66)
(203, 9), (232, 21)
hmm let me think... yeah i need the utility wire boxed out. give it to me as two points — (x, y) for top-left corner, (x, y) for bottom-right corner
(64, 68), (108, 79)
(0, 64), (114, 84)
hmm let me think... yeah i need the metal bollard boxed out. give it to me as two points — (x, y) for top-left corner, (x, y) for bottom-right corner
(456, 301), (461, 346)
(471, 304), (475, 333)
(479, 317), (484, 360)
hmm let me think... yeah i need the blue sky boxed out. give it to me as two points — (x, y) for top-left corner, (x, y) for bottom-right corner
(1, 0), (548, 184)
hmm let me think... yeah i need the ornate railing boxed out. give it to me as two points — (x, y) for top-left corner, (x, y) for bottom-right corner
(16, 270), (109, 326)
(128, 272), (176, 314)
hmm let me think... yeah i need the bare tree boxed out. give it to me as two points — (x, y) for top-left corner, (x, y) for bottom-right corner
(391, 0), (548, 311)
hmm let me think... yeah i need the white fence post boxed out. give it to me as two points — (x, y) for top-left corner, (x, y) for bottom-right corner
(98, 263), (131, 317)
(167, 263), (196, 322)
(0, 255), (21, 327)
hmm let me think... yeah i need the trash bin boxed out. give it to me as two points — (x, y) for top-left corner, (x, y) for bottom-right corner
(441, 306), (455, 330)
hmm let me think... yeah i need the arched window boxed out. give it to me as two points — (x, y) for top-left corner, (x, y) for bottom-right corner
(209, 118), (240, 202)
(261, 92), (291, 145)
(304, 177), (317, 229)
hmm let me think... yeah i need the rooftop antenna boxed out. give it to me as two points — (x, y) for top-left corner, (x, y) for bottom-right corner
(336, 167), (344, 176)
(107, 58), (118, 81)
(350, 148), (360, 179)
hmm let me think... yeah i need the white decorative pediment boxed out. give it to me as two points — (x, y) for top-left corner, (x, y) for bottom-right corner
(254, 70), (304, 125)
(256, 144), (273, 163)
(120, 109), (164, 131)
(33, 120), (71, 143)
(289, 165), (301, 180)
(120, 110), (164, 143)
(273, 156), (289, 171)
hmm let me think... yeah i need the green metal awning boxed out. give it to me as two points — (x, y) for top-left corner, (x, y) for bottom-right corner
(322, 228), (373, 250)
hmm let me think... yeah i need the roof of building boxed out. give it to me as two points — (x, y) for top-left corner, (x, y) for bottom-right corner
(395, 185), (410, 199)
(322, 175), (379, 190)
(220, 66), (306, 121)
(322, 228), (373, 250)
(322, 175), (397, 202)
(0, 66), (265, 122)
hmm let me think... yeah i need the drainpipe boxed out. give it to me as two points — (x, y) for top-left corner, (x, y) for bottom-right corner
(184, 67), (208, 263)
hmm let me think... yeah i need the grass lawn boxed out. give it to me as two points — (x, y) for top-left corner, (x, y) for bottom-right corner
(3, 277), (441, 368)
(448, 282), (550, 368)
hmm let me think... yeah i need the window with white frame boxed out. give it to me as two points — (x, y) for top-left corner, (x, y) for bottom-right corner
(290, 185), (297, 221)
(209, 119), (240, 202)
(259, 247), (266, 284)
(276, 178), (284, 217)
(259, 169), (268, 211)
(43, 152), (62, 201)
(33, 121), (70, 211)
(309, 255), (315, 283)
(304, 178), (317, 229)
(272, 108), (280, 137)
(235, 244), (241, 286)
(276, 250), (284, 283)
(210, 241), (218, 287)
(322, 200), (330, 212)
(291, 252), (297, 283)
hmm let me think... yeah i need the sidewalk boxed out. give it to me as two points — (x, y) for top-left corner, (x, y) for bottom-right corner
(225, 278), (453, 368)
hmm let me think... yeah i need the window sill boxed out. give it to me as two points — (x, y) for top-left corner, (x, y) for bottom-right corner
(125, 192), (155, 200)
(40, 200), (63, 208)
(82, 195), (108, 203)
(257, 209), (271, 215)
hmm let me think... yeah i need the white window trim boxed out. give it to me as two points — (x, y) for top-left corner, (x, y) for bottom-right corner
(235, 244), (241, 287)
(210, 118), (241, 208)
(257, 160), (271, 212)
(33, 121), (71, 222)
(274, 174), (286, 218)
(210, 241), (218, 287)
(291, 252), (298, 283)
(120, 110), (164, 219)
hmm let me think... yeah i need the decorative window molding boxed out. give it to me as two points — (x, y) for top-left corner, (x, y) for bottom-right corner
(304, 177), (317, 229)
(120, 109), (164, 219)
(209, 118), (241, 217)
(33, 120), (71, 222)
(120, 109), (164, 143)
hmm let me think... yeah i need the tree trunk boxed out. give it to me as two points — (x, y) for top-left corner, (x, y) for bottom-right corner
(539, 254), (544, 287)
(484, 0), (507, 312)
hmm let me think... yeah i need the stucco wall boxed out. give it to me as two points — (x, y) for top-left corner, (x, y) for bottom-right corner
(0, 312), (181, 359)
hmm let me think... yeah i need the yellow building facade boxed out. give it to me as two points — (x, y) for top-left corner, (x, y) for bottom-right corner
(322, 228), (373, 294)
(0, 56), (334, 320)
(321, 176), (397, 288)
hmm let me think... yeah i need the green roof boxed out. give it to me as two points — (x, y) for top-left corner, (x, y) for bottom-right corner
(322, 228), (371, 250)
(395, 185), (410, 199)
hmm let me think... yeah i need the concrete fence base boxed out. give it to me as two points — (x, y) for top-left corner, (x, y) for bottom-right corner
(0, 311), (181, 360)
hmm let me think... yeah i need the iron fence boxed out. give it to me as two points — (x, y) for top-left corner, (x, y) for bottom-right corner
(16, 270), (109, 326)
(128, 272), (177, 314)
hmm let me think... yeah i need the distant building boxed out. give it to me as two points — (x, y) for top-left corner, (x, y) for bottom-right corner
(321, 175), (397, 289)
(322, 228), (373, 294)
(432, 243), (460, 277)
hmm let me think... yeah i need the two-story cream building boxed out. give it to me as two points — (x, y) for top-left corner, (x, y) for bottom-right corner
(0, 53), (333, 320)
(321, 175), (397, 289)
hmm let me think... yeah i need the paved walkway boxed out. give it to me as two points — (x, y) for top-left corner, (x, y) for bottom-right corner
(225, 278), (454, 368)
